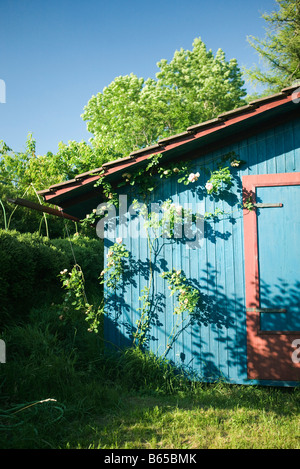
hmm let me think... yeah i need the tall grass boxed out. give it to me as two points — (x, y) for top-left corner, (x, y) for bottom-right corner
(1, 304), (299, 449)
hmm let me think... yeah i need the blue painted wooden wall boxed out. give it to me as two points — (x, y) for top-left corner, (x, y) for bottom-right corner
(103, 117), (300, 386)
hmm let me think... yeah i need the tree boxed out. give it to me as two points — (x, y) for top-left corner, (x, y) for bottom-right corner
(82, 37), (246, 158)
(155, 39), (246, 131)
(0, 134), (101, 235)
(246, 0), (300, 93)
(0, 134), (113, 193)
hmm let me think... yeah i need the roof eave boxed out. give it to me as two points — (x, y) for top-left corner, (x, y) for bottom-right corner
(39, 84), (300, 204)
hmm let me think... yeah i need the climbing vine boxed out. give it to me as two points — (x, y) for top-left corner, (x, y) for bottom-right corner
(160, 269), (200, 356)
(62, 150), (247, 354)
(100, 239), (129, 290)
(58, 265), (102, 333)
(161, 269), (200, 317)
(58, 240), (130, 335)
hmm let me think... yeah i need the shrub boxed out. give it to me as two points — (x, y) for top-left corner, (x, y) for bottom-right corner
(0, 230), (103, 326)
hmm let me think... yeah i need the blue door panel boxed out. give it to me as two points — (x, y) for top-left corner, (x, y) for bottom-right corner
(256, 185), (300, 331)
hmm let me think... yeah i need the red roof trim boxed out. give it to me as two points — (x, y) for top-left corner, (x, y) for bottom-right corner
(44, 174), (101, 201)
(40, 86), (300, 202)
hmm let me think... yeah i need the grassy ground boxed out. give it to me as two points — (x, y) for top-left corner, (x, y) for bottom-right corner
(0, 308), (299, 449)
(69, 386), (300, 450)
(1, 364), (299, 449)
(1, 384), (299, 449)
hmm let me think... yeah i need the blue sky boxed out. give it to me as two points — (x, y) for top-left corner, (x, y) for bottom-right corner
(0, 0), (277, 156)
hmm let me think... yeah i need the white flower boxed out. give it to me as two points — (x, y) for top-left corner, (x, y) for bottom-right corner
(168, 203), (182, 215)
(175, 205), (182, 215)
(188, 172), (200, 183)
(162, 201), (171, 211)
(205, 182), (213, 192)
(116, 237), (122, 244)
(60, 269), (68, 275)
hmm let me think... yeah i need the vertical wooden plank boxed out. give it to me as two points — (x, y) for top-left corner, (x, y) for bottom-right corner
(175, 173), (189, 368)
(247, 134), (257, 175)
(256, 131), (268, 174)
(131, 195), (140, 346)
(203, 156), (217, 381)
(223, 179), (237, 381)
(185, 170), (198, 374)
(235, 162), (248, 381)
(215, 203), (227, 380)
(284, 121), (296, 173)
(190, 171), (204, 378)
(292, 119), (300, 172)
(274, 126), (286, 174)
(160, 176), (174, 362)
(266, 128), (276, 174)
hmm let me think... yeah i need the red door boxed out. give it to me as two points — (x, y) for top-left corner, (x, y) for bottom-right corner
(243, 172), (300, 381)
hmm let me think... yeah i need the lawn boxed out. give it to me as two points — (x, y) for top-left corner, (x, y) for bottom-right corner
(68, 385), (300, 450)
(0, 307), (299, 450)
(1, 371), (299, 449)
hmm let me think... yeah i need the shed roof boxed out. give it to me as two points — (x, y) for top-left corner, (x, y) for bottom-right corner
(38, 85), (300, 220)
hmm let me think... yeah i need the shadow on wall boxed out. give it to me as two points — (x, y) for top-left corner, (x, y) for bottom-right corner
(103, 235), (300, 383)
(103, 223), (247, 381)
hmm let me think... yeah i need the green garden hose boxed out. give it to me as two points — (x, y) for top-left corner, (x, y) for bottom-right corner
(0, 398), (65, 429)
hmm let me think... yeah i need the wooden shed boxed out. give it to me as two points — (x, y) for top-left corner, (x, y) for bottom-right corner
(39, 85), (300, 386)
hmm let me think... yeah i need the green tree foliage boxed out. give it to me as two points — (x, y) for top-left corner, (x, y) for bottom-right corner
(155, 39), (246, 131)
(0, 37), (246, 234)
(0, 135), (108, 235)
(0, 134), (108, 193)
(0, 135), (64, 235)
(82, 37), (246, 157)
(246, 0), (300, 93)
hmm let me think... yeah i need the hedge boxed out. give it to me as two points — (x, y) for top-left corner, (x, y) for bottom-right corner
(0, 230), (103, 326)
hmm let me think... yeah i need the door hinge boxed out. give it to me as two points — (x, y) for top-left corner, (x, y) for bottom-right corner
(246, 307), (287, 313)
(254, 203), (283, 208)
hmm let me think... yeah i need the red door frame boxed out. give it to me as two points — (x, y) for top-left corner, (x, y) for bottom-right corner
(243, 172), (300, 381)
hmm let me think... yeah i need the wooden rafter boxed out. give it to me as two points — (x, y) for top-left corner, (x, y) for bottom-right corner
(7, 197), (80, 222)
